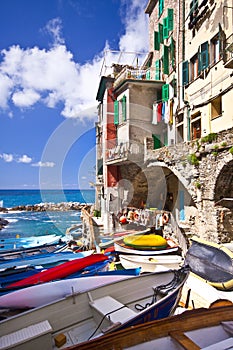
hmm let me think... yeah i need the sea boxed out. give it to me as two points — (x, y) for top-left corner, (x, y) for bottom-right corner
(0, 189), (95, 239)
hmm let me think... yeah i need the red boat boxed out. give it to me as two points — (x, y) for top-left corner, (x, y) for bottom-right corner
(7, 254), (108, 288)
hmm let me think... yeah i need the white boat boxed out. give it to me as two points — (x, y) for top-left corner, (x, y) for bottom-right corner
(0, 275), (135, 310)
(119, 254), (183, 273)
(114, 238), (179, 255)
(72, 305), (233, 350)
(0, 268), (189, 350)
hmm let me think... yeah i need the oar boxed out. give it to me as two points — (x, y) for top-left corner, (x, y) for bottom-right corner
(99, 228), (151, 248)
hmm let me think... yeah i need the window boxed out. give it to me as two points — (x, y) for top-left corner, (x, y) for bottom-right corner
(190, 54), (199, 81)
(211, 96), (222, 119)
(159, 23), (164, 44)
(170, 37), (175, 70)
(211, 35), (220, 65)
(114, 100), (119, 125)
(167, 9), (174, 32)
(190, 0), (198, 15)
(121, 95), (127, 122)
(153, 134), (161, 149)
(155, 60), (161, 80)
(163, 17), (169, 39)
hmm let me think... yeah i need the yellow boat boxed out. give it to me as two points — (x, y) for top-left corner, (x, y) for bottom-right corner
(123, 234), (168, 250)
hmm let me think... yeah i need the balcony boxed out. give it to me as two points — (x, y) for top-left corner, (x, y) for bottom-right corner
(224, 33), (233, 69)
(113, 66), (158, 89)
(106, 141), (144, 164)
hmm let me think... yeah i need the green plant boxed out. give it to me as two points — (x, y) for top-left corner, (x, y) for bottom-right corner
(213, 144), (219, 150)
(212, 151), (218, 157)
(187, 153), (199, 166)
(229, 147), (233, 155)
(221, 142), (227, 147)
(201, 133), (217, 144)
(195, 181), (201, 189)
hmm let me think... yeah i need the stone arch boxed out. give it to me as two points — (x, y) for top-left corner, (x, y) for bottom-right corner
(214, 159), (233, 242)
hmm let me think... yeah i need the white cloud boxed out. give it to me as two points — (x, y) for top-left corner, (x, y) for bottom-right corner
(0, 153), (14, 162)
(0, 0), (148, 119)
(31, 161), (55, 168)
(18, 154), (32, 163)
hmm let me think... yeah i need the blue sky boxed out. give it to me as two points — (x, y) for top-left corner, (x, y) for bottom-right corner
(0, 0), (148, 189)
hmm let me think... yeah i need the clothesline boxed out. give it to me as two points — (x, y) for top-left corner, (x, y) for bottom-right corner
(152, 100), (174, 125)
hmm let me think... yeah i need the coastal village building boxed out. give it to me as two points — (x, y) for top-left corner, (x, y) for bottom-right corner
(94, 0), (233, 243)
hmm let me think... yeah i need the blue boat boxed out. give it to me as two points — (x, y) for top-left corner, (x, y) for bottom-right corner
(0, 234), (63, 251)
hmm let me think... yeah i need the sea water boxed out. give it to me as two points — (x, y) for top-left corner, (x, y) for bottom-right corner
(0, 189), (95, 239)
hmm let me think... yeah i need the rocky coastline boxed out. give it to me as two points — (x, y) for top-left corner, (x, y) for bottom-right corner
(0, 202), (91, 230)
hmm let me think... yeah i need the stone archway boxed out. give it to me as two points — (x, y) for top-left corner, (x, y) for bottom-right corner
(214, 159), (233, 242)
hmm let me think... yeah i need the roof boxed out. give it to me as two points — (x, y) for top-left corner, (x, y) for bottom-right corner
(96, 76), (114, 102)
(145, 0), (157, 14)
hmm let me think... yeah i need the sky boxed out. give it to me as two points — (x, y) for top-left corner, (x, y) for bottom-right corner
(0, 0), (149, 190)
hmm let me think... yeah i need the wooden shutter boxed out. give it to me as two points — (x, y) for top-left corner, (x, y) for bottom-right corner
(167, 9), (174, 32)
(154, 31), (160, 50)
(182, 61), (189, 86)
(146, 70), (150, 80)
(122, 95), (126, 122)
(163, 45), (169, 74)
(159, 23), (164, 43)
(153, 134), (161, 149)
(163, 17), (169, 39)
(158, 0), (164, 17)
(162, 84), (169, 101)
(114, 100), (119, 125)
(155, 60), (160, 80)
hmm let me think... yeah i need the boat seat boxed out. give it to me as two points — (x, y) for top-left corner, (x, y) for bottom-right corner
(89, 295), (137, 325)
(0, 320), (53, 350)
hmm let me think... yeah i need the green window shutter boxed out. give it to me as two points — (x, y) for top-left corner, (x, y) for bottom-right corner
(114, 100), (119, 125)
(162, 84), (169, 101)
(182, 61), (189, 86)
(163, 17), (169, 39)
(200, 41), (209, 70)
(153, 134), (161, 149)
(158, 0), (164, 17)
(163, 45), (169, 74)
(159, 23), (164, 43)
(190, 0), (198, 15)
(154, 31), (160, 50)
(146, 70), (150, 80)
(155, 60), (160, 80)
(170, 37), (175, 69)
(122, 95), (126, 122)
(167, 9), (174, 32)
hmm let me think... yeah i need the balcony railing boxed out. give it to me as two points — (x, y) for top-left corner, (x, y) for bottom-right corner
(106, 141), (144, 163)
(113, 66), (157, 89)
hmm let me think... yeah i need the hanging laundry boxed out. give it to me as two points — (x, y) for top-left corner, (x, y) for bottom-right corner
(157, 102), (162, 122)
(164, 101), (169, 124)
(169, 99), (174, 125)
(162, 102), (165, 121)
(152, 103), (158, 125)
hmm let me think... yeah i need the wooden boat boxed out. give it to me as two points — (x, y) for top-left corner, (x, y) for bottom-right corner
(119, 254), (183, 273)
(123, 234), (168, 250)
(99, 227), (151, 248)
(0, 250), (94, 269)
(0, 234), (62, 251)
(0, 267), (189, 349)
(185, 236), (233, 290)
(71, 305), (233, 350)
(6, 254), (109, 288)
(0, 240), (67, 260)
(114, 237), (179, 255)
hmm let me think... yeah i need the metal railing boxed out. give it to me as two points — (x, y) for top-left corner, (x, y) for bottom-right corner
(106, 141), (144, 162)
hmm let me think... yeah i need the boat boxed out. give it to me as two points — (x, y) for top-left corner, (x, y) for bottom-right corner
(0, 240), (67, 260)
(99, 227), (151, 248)
(185, 236), (233, 290)
(0, 234), (63, 251)
(119, 254), (183, 272)
(0, 271), (141, 310)
(114, 237), (179, 255)
(71, 304), (233, 350)
(0, 250), (95, 269)
(5, 254), (109, 288)
(0, 267), (189, 349)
